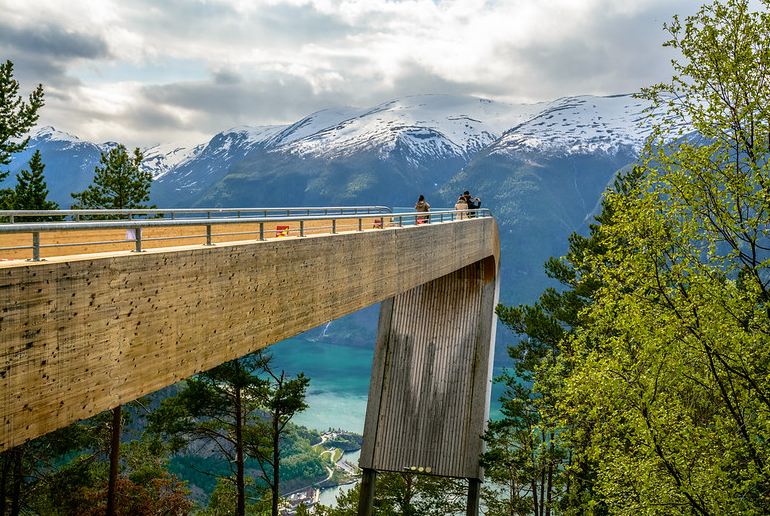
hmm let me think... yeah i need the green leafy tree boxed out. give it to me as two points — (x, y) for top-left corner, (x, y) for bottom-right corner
(13, 149), (59, 218)
(198, 477), (269, 515)
(71, 144), (153, 210)
(481, 169), (639, 516)
(514, 1), (770, 514)
(0, 415), (98, 514)
(0, 59), (44, 210)
(150, 352), (312, 516)
(71, 436), (195, 516)
(0, 408), (191, 515)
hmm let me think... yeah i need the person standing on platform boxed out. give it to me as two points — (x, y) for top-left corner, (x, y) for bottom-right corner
(415, 194), (431, 224)
(462, 190), (481, 217)
(454, 195), (468, 219)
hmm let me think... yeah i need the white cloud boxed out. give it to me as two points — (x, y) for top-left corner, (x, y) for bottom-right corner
(1, 0), (699, 147)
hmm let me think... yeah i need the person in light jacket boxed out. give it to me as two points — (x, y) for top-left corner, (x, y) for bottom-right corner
(415, 194), (430, 224)
(454, 195), (468, 220)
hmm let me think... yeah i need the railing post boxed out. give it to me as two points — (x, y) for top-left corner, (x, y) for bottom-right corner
(300, 220), (305, 237)
(9, 215), (13, 223)
(332, 219), (337, 234)
(134, 227), (143, 252)
(32, 232), (40, 261)
(259, 222), (265, 241)
(205, 225), (213, 245)
(358, 218), (362, 232)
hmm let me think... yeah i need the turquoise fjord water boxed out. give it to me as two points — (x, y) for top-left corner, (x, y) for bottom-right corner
(267, 333), (506, 435)
(268, 335), (375, 434)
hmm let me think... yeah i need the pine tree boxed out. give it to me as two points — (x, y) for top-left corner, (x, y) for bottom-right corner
(71, 144), (154, 210)
(149, 354), (271, 516)
(0, 59), (44, 210)
(13, 150), (59, 218)
(245, 353), (310, 516)
(0, 60), (44, 173)
(70, 145), (153, 514)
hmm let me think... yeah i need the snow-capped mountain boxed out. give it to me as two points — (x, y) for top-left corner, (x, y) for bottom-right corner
(489, 94), (687, 156)
(142, 142), (204, 180)
(144, 93), (662, 208)
(263, 95), (540, 161)
(228, 93), (663, 161)
(5, 93), (667, 215)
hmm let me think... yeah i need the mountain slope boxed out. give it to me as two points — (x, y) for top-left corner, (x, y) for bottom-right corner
(163, 94), (658, 209)
(2, 127), (111, 207)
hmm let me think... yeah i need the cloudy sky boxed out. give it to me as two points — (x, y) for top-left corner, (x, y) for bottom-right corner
(2, 0), (697, 148)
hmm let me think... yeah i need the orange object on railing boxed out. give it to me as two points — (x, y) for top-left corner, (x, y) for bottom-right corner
(276, 225), (290, 237)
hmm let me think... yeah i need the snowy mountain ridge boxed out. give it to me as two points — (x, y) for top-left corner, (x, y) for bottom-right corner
(30, 93), (669, 181)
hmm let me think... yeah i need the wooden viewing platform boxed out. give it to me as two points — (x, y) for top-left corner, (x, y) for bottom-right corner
(0, 208), (499, 515)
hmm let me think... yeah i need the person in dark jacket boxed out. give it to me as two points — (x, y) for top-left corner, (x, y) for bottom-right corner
(462, 191), (481, 217)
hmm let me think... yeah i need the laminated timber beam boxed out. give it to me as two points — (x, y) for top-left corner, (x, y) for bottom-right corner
(0, 218), (499, 451)
(360, 257), (499, 481)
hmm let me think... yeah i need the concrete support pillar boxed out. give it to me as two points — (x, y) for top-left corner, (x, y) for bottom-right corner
(357, 468), (377, 516)
(466, 478), (481, 516)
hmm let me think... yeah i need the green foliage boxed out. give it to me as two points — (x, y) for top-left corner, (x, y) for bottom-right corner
(484, 1), (770, 514)
(149, 354), (270, 515)
(0, 60), (44, 172)
(246, 352), (310, 516)
(12, 149), (59, 218)
(315, 472), (466, 516)
(279, 452), (327, 490)
(1, 410), (192, 515)
(482, 173), (628, 515)
(315, 483), (359, 516)
(70, 144), (153, 210)
(149, 351), (311, 515)
(199, 477), (270, 516)
(323, 433), (363, 452)
(0, 59), (44, 210)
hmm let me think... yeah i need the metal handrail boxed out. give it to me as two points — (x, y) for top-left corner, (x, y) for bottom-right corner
(0, 208), (491, 261)
(0, 206), (392, 223)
